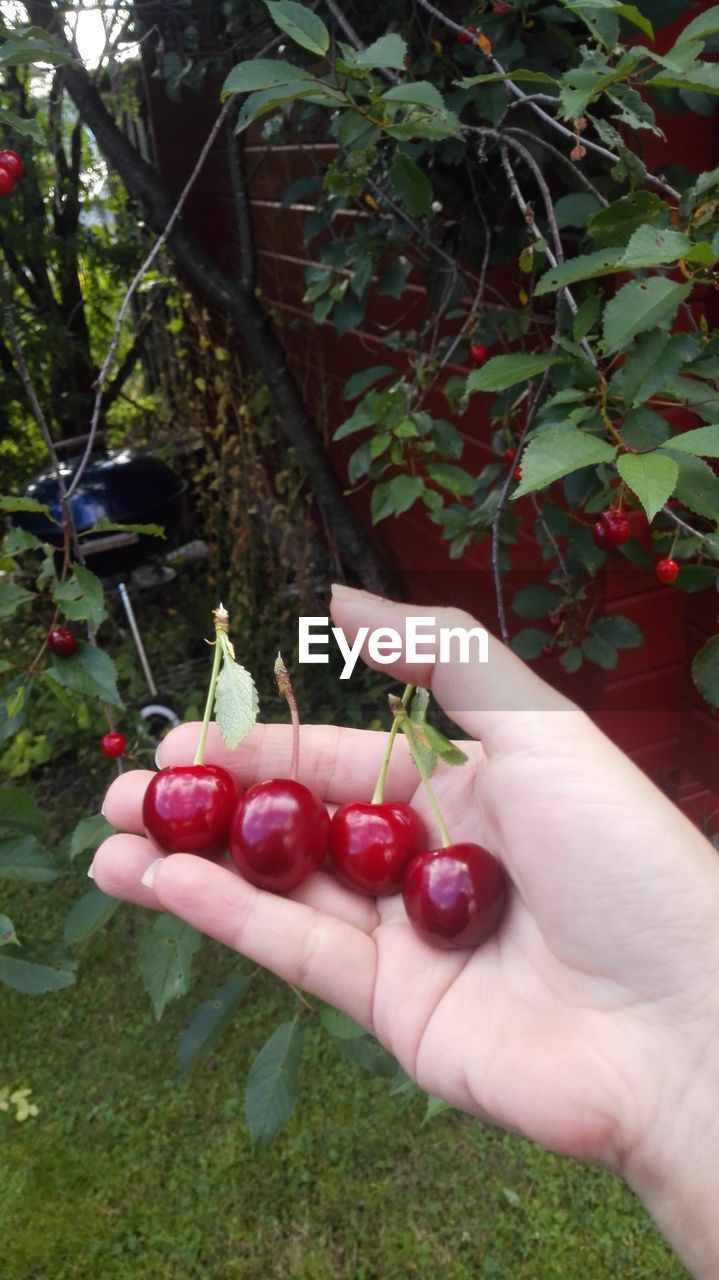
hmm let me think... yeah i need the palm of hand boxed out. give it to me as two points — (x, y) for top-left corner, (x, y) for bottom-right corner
(363, 719), (719, 1173)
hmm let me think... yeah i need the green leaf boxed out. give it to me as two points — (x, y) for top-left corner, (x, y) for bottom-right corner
(692, 635), (719, 711)
(330, 1030), (398, 1077)
(3, 526), (42, 554)
(0, 914), (19, 947)
(222, 58), (316, 95)
(602, 279), (692, 356)
(617, 225), (694, 268)
(53, 566), (106, 631)
(0, 584), (34, 617)
(512, 427), (617, 498)
(319, 1007), (365, 1039)
(5, 686), (24, 720)
(0, 786), (46, 834)
(46, 644), (123, 707)
(534, 248), (625, 295)
(86, 518), (165, 538)
(458, 70), (558, 88)
(423, 1095), (452, 1125)
(676, 3), (719, 45)
(0, 105), (42, 140)
(0, 953), (74, 995)
(0, 834), (58, 883)
(245, 1019), (304, 1148)
(466, 353), (563, 394)
(663, 425), (719, 457)
(510, 628), (550, 660)
(560, 647), (583, 673)
(421, 722), (468, 766)
(587, 192), (666, 247)
(63, 887), (119, 945)
(582, 634), (618, 670)
(139, 914), (202, 1021)
(381, 81), (446, 111)
(214, 634), (259, 750)
(390, 152), (432, 217)
(616, 453), (678, 520)
(68, 813), (115, 861)
(573, 293), (601, 341)
(612, 331), (700, 408)
(353, 33), (408, 70)
(235, 82), (340, 132)
(425, 464), (475, 498)
(178, 974), (251, 1075)
(555, 193), (602, 229)
(406, 687), (437, 777)
(265, 1), (329, 56)
(370, 475), (425, 523)
(592, 616), (643, 648)
(668, 453), (719, 519)
(512, 586), (563, 618)
(0, 494), (52, 515)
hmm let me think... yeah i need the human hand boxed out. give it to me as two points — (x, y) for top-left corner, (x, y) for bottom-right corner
(93, 586), (719, 1275)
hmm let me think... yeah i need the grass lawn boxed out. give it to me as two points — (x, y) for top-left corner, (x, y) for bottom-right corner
(2, 858), (688, 1280)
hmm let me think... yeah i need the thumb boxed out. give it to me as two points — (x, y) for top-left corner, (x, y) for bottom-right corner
(329, 584), (580, 755)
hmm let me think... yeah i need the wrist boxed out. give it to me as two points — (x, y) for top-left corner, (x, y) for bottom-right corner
(623, 999), (719, 1278)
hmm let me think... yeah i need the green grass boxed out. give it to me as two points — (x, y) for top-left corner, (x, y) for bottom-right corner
(2, 864), (688, 1280)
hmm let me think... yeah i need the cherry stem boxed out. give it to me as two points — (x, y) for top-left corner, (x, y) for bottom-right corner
(371, 682), (414, 804)
(193, 604), (228, 767)
(275, 653), (300, 782)
(393, 699), (452, 848)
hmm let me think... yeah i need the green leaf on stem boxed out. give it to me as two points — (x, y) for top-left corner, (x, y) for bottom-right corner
(591, 616), (643, 648)
(46, 644), (123, 707)
(0, 953), (74, 995)
(245, 1018), (304, 1149)
(390, 152), (432, 217)
(178, 974), (251, 1076)
(0, 913), (19, 947)
(0, 585), (34, 617)
(587, 192), (666, 247)
(512, 427), (617, 498)
(86, 517), (166, 538)
(602, 278), (692, 355)
(69, 813), (115, 861)
(692, 635), (719, 710)
(371, 475), (425, 523)
(662, 425), (719, 457)
(0, 834), (58, 883)
(265, 1), (329, 56)
(330, 1030), (398, 1077)
(616, 453), (678, 520)
(512, 586), (563, 618)
(222, 58), (317, 95)
(582, 634), (618, 670)
(320, 1007), (365, 1039)
(510, 628), (550, 660)
(466, 353), (563, 393)
(422, 722), (468, 766)
(0, 495), (53, 516)
(352, 33), (408, 70)
(139, 914), (202, 1021)
(0, 787), (46, 834)
(53, 565), (106, 631)
(214, 633), (259, 750)
(534, 247), (624, 295)
(63, 887), (119, 945)
(667, 454), (719, 520)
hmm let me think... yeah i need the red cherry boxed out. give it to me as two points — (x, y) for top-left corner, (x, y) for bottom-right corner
(593, 509), (631, 548)
(541, 644), (557, 658)
(656, 557), (679, 584)
(592, 515), (612, 549)
(101, 732), (126, 759)
(457, 26), (475, 44)
(403, 843), (508, 949)
(503, 447), (516, 464)
(493, 2), (511, 12)
(470, 341), (488, 364)
(47, 626), (77, 658)
(0, 167), (15, 197)
(328, 801), (426, 896)
(143, 764), (238, 858)
(514, 466), (522, 482)
(230, 778), (329, 893)
(0, 150), (23, 179)
(548, 610), (562, 628)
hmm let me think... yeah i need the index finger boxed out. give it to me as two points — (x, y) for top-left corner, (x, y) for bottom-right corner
(156, 720), (423, 803)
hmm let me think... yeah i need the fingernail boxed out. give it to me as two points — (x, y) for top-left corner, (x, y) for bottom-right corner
(87, 861), (95, 880)
(331, 583), (388, 604)
(154, 745), (163, 769)
(141, 857), (164, 889)
(100, 802), (106, 818)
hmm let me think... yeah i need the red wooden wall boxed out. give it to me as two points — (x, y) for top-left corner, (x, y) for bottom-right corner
(142, 25), (719, 834)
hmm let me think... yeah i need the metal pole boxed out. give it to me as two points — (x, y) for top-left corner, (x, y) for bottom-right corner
(117, 580), (158, 697)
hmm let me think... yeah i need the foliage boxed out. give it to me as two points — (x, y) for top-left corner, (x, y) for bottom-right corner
(223, 0), (719, 702)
